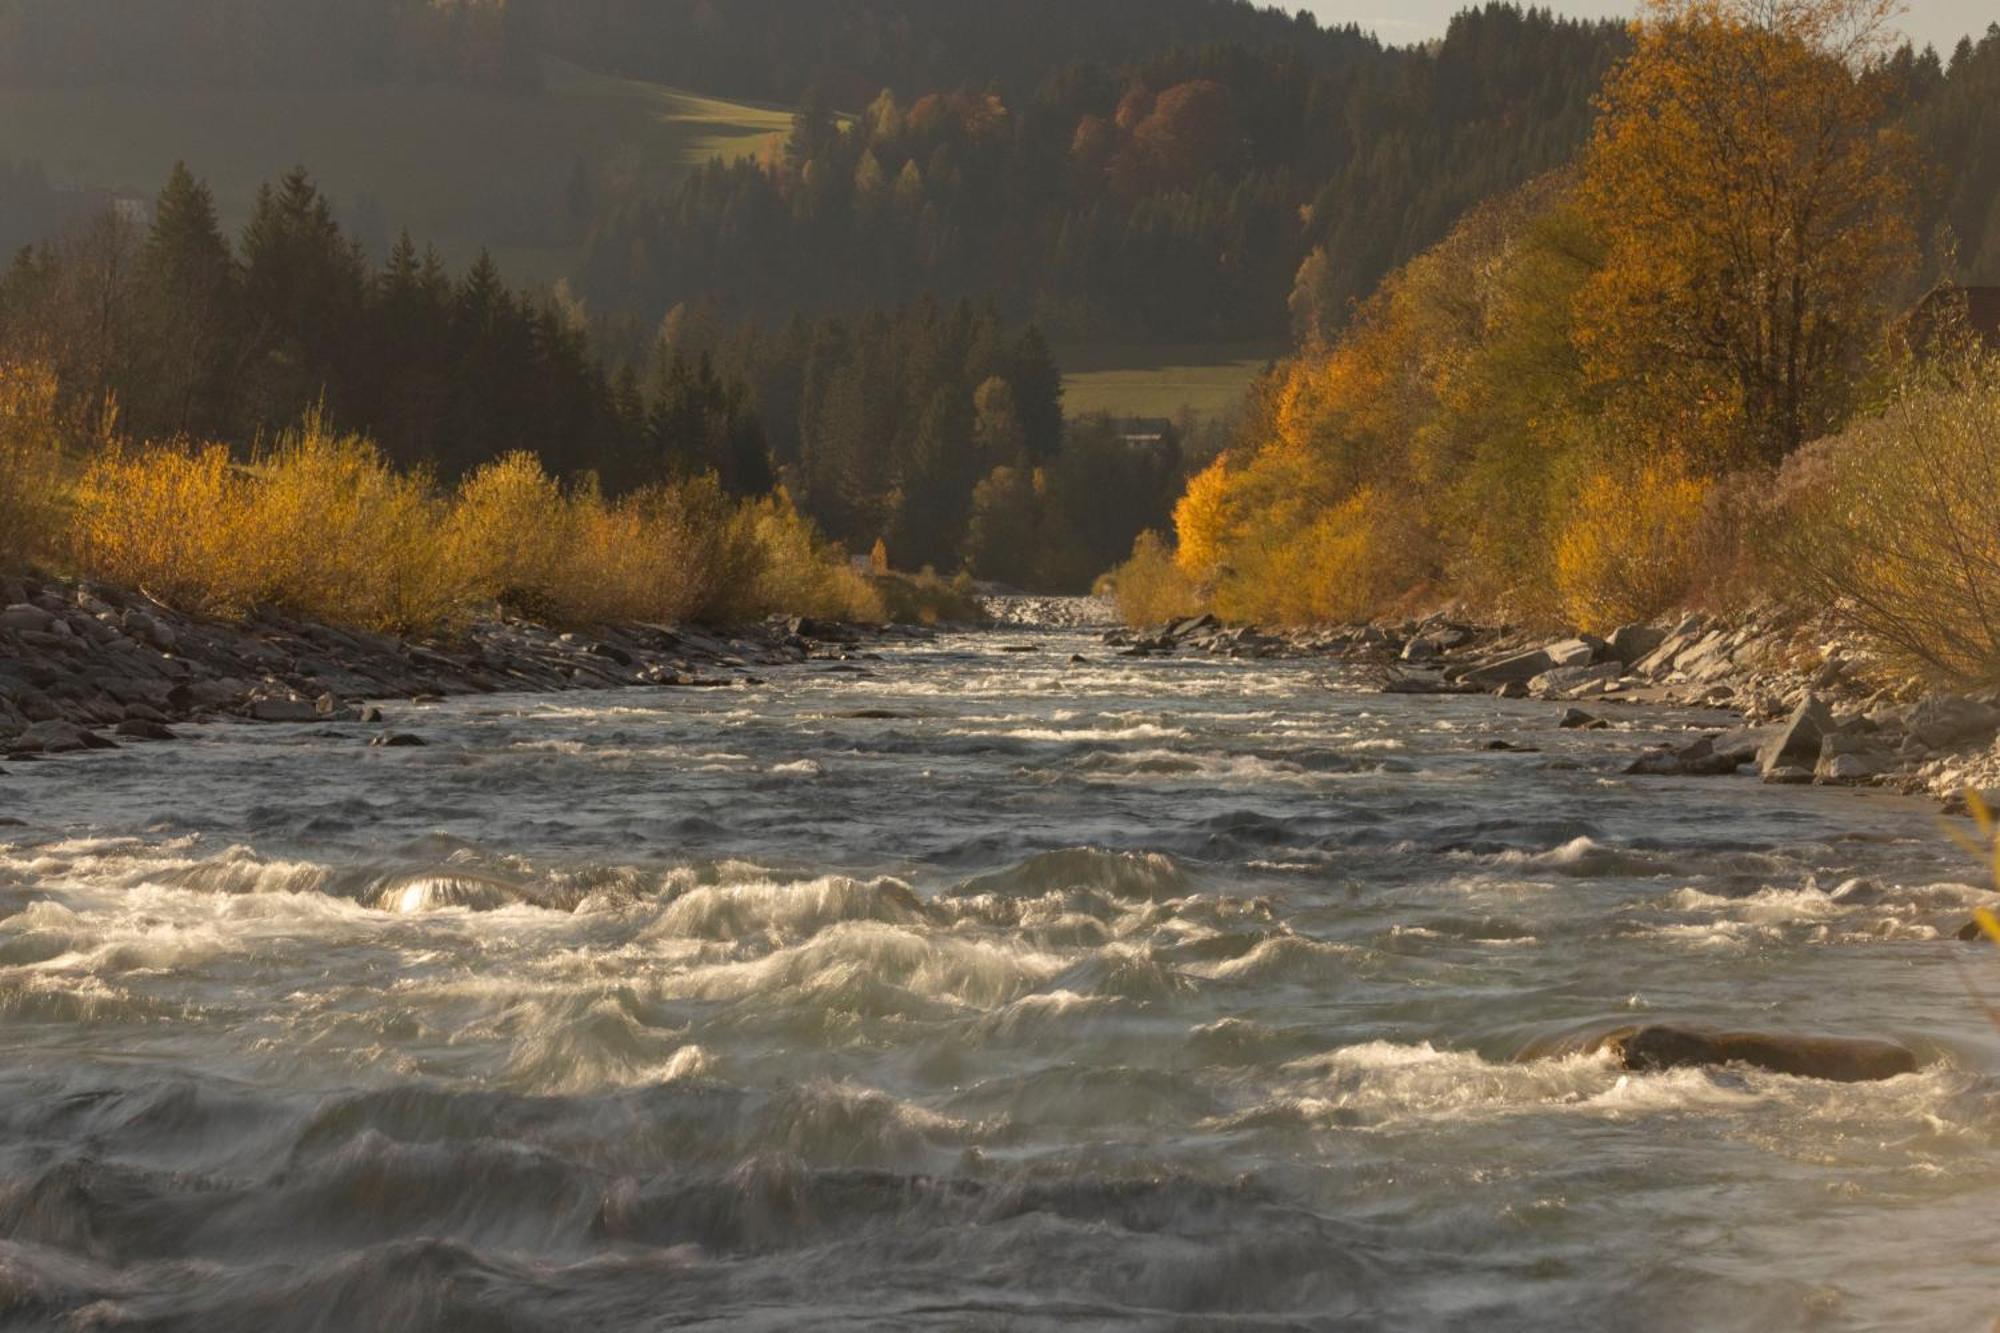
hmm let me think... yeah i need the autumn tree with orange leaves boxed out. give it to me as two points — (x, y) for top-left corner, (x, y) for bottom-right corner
(1576, 0), (1918, 465)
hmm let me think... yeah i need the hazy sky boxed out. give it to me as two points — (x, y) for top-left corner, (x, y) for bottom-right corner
(1298, 1), (1993, 53)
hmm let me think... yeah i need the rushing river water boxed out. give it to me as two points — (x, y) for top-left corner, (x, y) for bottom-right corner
(2, 627), (1998, 1331)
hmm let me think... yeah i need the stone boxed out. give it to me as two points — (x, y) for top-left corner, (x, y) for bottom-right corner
(248, 699), (321, 723)
(1380, 673), (1477, 696)
(370, 732), (427, 748)
(1817, 751), (1888, 783)
(1672, 630), (1734, 680)
(1543, 638), (1598, 669)
(0, 603), (55, 634)
(1493, 681), (1529, 700)
(1625, 747), (1685, 776)
(1462, 649), (1555, 689)
(1763, 765), (1814, 785)
(1825, 877), (1885, 905)
(1623, 734), (1749, 778)
(1906, 696), (2000, 751)
(1605, 1025), (1918, 1082)
(1557, 707), (1602, 730)
(120, 609), (176, 651)
(1529, 662), (1623, 698)
(1757, 693), (1834, 778)
(1815, 733), (1893, 784)
(8, 720), (115, 754)
(113, 719), (178, 741)
(1633, 634), (1691, 678)
(1608, 623), (1668, 665)
(1399, 636), (1439, 662)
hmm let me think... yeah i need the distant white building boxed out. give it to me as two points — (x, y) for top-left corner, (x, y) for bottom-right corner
(1111, 417), (1176, 450)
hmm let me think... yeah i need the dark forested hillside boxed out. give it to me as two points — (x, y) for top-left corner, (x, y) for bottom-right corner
(575, 5), (1630, 343)
(0, 0), (538, 90)
(528, 0), (1371, 109)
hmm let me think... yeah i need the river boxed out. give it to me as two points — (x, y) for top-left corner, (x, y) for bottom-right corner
(1, 626), (1996, 1330)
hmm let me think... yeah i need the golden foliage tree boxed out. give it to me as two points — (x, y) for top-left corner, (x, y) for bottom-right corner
(1577, 0), (1917, 464)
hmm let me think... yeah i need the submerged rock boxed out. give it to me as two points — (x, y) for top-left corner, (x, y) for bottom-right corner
(247, 698), (321, 723)
(5, 720), (115, 755)
(1623, 734), (1749, 777)
(1526, 1023), (1918, 1082)
(369, 732), (427, 748)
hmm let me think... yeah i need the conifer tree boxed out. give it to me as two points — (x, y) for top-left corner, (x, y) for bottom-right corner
(134, 162), (238, 438)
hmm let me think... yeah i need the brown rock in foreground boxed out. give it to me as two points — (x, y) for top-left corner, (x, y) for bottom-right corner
(1524, 1022), (1919, 1083)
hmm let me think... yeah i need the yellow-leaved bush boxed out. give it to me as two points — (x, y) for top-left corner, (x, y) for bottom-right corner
(0, 362), (72, 571)
(50, 406), (882, 634)
(744, 489), (887, 624)
(1109, 530), (1202, 627)
(71, 441), (257, 612)
(1552, 460), (1714, 631)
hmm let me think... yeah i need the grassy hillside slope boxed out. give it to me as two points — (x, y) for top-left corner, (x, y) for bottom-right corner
(1058, 343), (1283, 424)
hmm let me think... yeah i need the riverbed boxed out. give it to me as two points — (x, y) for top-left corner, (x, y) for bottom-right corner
(1, 628), (1995, 1330)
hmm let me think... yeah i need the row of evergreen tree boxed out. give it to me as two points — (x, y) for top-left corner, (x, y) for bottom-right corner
(0, 164), (1174, 588)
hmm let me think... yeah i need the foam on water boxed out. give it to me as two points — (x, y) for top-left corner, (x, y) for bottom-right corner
(0, 625), (1995, 1329)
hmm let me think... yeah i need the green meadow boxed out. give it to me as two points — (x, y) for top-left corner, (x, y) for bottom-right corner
(1057, 342), (1283, 424)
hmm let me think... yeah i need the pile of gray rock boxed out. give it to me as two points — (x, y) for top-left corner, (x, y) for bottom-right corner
(1107, 606), (2000, 803)
(0, 574), (919, 762)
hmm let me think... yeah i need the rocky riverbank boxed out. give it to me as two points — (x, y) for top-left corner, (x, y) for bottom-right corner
(0, 573), (929, 762)
(1107, 609), (2000, 807)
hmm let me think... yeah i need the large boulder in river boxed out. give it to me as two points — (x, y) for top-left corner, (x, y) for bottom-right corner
(1815, 733), (1893, 784)
(1757, 693), (1834, 779)
(1461, 648), (1556, 689)
(1526, 1023), (1917, 1082)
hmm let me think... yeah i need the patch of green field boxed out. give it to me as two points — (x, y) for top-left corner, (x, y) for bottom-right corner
(0, 56), (793, 280)
(1057, 343), (1286, 423)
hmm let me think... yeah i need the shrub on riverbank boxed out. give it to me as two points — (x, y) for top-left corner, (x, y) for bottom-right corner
(872, 568), (984, 625)
(14, 365), (883, 633)
(1553, 461), (1714, 629)
(0, 363), (69, 572)
(76, 421), (460, 633)
(1107, 530), (1202, 627)
(1773, 348), (2000, 685)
